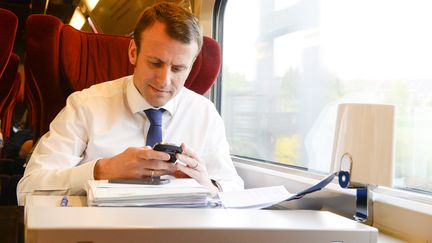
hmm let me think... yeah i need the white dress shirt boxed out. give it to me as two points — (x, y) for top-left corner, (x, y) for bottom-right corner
(17, 75), (244, 205)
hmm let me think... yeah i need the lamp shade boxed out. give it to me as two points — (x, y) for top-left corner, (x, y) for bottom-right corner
(331, 103), (394, 187)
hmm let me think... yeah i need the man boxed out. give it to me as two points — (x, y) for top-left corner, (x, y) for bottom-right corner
(17, 2), (244, 205)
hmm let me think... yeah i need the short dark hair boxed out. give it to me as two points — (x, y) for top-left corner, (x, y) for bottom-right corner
(133, 2), (203, 55)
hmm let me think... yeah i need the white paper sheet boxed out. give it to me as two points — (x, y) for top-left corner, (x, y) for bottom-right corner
(218, 185), (294, 209)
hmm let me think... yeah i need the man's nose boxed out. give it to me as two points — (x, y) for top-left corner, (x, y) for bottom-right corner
(155, 66), (171, 87)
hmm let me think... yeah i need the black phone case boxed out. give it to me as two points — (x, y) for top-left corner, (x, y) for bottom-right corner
(153, 143), (182, 162)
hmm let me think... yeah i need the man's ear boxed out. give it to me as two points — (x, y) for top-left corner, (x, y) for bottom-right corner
(128, 39), (137, 66)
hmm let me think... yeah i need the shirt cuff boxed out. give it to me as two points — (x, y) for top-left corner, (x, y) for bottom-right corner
(69, 160), (98, 195)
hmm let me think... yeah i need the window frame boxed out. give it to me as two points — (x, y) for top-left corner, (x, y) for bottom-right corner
(205, 0), (432, 241)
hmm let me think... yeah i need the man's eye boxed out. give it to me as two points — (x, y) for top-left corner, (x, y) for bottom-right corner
(171, 66), (184, 73)
(149, 61), (162, 67)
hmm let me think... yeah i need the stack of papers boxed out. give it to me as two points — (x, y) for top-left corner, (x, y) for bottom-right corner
(86, 173), (336, 209)
(86, 178), (212, 207)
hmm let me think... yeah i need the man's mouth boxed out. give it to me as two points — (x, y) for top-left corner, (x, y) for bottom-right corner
(150, 85), (169, 94)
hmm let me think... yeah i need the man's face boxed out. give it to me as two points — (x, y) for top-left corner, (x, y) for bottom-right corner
(128, 21), (199, 107)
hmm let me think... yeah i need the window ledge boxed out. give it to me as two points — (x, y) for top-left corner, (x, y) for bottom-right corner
(234, 158), (432, 242)
(372, 189), (432, 241)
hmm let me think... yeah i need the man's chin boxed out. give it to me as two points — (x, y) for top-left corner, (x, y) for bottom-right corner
(148, 97), (170, 108)
(144, 90), (177, 107)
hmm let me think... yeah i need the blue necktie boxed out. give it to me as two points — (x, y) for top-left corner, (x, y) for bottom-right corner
(144, 109), (165, 147)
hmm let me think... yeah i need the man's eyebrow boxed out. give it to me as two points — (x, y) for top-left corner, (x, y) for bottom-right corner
(145, 56), (161, 62)
(172, 63), (187, 69)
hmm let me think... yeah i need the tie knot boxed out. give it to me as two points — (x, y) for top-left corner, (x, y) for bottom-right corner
(144, 109), (164, 126)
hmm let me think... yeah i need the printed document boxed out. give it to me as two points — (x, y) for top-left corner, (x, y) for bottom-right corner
(86, 178), (211, 207)
(217, 172), (337, 209)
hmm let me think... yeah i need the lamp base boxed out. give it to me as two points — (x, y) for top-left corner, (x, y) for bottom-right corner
(353, 186), (375, 225)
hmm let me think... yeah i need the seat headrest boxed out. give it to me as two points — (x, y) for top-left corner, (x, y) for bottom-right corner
(60, 25), (134, 92)
(185, 37), (221, 95)
(0, 8), (18, 77)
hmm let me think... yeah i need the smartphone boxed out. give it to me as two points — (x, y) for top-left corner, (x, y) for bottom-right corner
(153, 142), (182, 163)
(109, 178), (170, 185)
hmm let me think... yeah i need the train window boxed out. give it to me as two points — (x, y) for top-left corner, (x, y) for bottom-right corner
(219, 0), (432, 193)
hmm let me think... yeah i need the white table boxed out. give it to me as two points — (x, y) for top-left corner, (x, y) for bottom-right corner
(24, 195), (378, 243)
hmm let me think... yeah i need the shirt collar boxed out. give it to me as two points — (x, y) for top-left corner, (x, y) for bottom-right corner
(126, 75), (178, 116)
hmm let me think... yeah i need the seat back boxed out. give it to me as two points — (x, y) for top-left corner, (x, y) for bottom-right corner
(0, 8), (18, 77)
(25, 14), (221, 141)
(0, 8), (20, 151)
(0, 8), (26, 206)
(0, 54), (22, 145)
(0, 54), (20, 110)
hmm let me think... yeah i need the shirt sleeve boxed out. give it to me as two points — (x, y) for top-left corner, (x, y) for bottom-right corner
(202, 106), (244, 192)
(16, 92), (95, 205)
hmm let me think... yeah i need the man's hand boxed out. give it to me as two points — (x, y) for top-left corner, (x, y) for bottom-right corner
(94, 146), (177, 179)
(174, 143), (219, 194)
